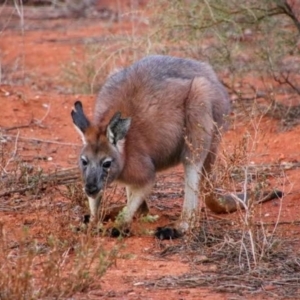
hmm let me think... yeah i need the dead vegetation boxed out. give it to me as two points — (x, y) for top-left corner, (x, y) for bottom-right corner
(152, 0), (300, 130)
(0, 0), (118, 21)
(1, 0), (300, 299)
(145, 218), (300, 298)
(0, 121), (299, 298)
(2, 104), (295, 297)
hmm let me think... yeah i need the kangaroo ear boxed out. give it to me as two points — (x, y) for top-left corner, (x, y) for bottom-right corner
(107, 112), (131, 145)
(71, 101), (91, 144)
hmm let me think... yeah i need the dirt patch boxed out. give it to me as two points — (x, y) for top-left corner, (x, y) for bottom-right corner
(1, 1), (300, 299)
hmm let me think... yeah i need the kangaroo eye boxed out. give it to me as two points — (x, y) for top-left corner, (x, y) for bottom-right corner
(102, 160), (112, 169)
(81, 156), (88, 166)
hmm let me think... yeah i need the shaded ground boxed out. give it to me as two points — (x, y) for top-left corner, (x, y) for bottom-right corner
(1, 1), (300, 299)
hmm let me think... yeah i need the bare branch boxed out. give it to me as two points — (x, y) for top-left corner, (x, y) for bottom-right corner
(275, 0), (300, 33)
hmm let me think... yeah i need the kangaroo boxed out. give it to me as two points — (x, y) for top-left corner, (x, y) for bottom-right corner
(71, 55), (282, 239)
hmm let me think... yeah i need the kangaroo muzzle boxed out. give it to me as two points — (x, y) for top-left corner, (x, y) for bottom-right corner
(84, 167), (106, 218)
(85, 183), (100, 197)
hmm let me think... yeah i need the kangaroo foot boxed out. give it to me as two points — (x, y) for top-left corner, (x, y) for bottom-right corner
(154, 226), (183, 240)
(109, 227), (131, 238)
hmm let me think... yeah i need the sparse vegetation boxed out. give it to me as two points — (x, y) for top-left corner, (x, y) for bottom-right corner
(0, 0), (300, 299)
(152, 0), (300, 129)
(0, 224), (119, 299)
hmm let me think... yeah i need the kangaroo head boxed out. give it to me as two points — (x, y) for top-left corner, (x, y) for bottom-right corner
(71, 101), (131, 201)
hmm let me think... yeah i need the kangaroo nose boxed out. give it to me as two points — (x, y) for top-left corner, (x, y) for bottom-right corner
(85, 184), (99, 196)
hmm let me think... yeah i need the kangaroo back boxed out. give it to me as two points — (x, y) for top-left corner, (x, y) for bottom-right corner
(93, 55), (230, 182)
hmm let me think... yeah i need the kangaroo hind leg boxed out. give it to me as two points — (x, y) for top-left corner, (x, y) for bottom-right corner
(155, 77), (215, 239)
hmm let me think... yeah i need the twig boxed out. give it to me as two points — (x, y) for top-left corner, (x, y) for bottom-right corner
(273, 71), (300, 95)
(0, 185), (35, 197)
(0, 167), (80, 197)
(3, 120), (34, 131)
(35, 103), (51, 125)
(2, 130), (20, 173)
(257, 220), (300, 226)
(4, 134), (81, 147)
(276, 0), (300, 34)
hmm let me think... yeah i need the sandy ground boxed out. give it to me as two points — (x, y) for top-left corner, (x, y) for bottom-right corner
(1, 1), (300, 299)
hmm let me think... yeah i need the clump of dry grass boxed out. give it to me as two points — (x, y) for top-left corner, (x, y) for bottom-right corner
(205, 114), (287, 264)
(0, 223), (119, 299)
(151, 0), (300, 129)
(151, 115), (297, 297)
(61, 45), (113, 94)
(145, 218), (300, 297)
(0, 133), (121, 299)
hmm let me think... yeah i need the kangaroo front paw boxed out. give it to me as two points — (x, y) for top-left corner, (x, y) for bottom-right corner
(83, 214), (91, 224)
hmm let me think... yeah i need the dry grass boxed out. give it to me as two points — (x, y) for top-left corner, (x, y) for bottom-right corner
(151, 0), (300, 129)
(0, 130), (121, 299)
(1, 0), (300, 298)
(0, 104), (296, 298)
(0, 223), (121, 299)
(145, 219), (300, 298)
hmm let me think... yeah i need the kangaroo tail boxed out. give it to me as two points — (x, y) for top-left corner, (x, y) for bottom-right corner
(205, 189), (283, 214)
